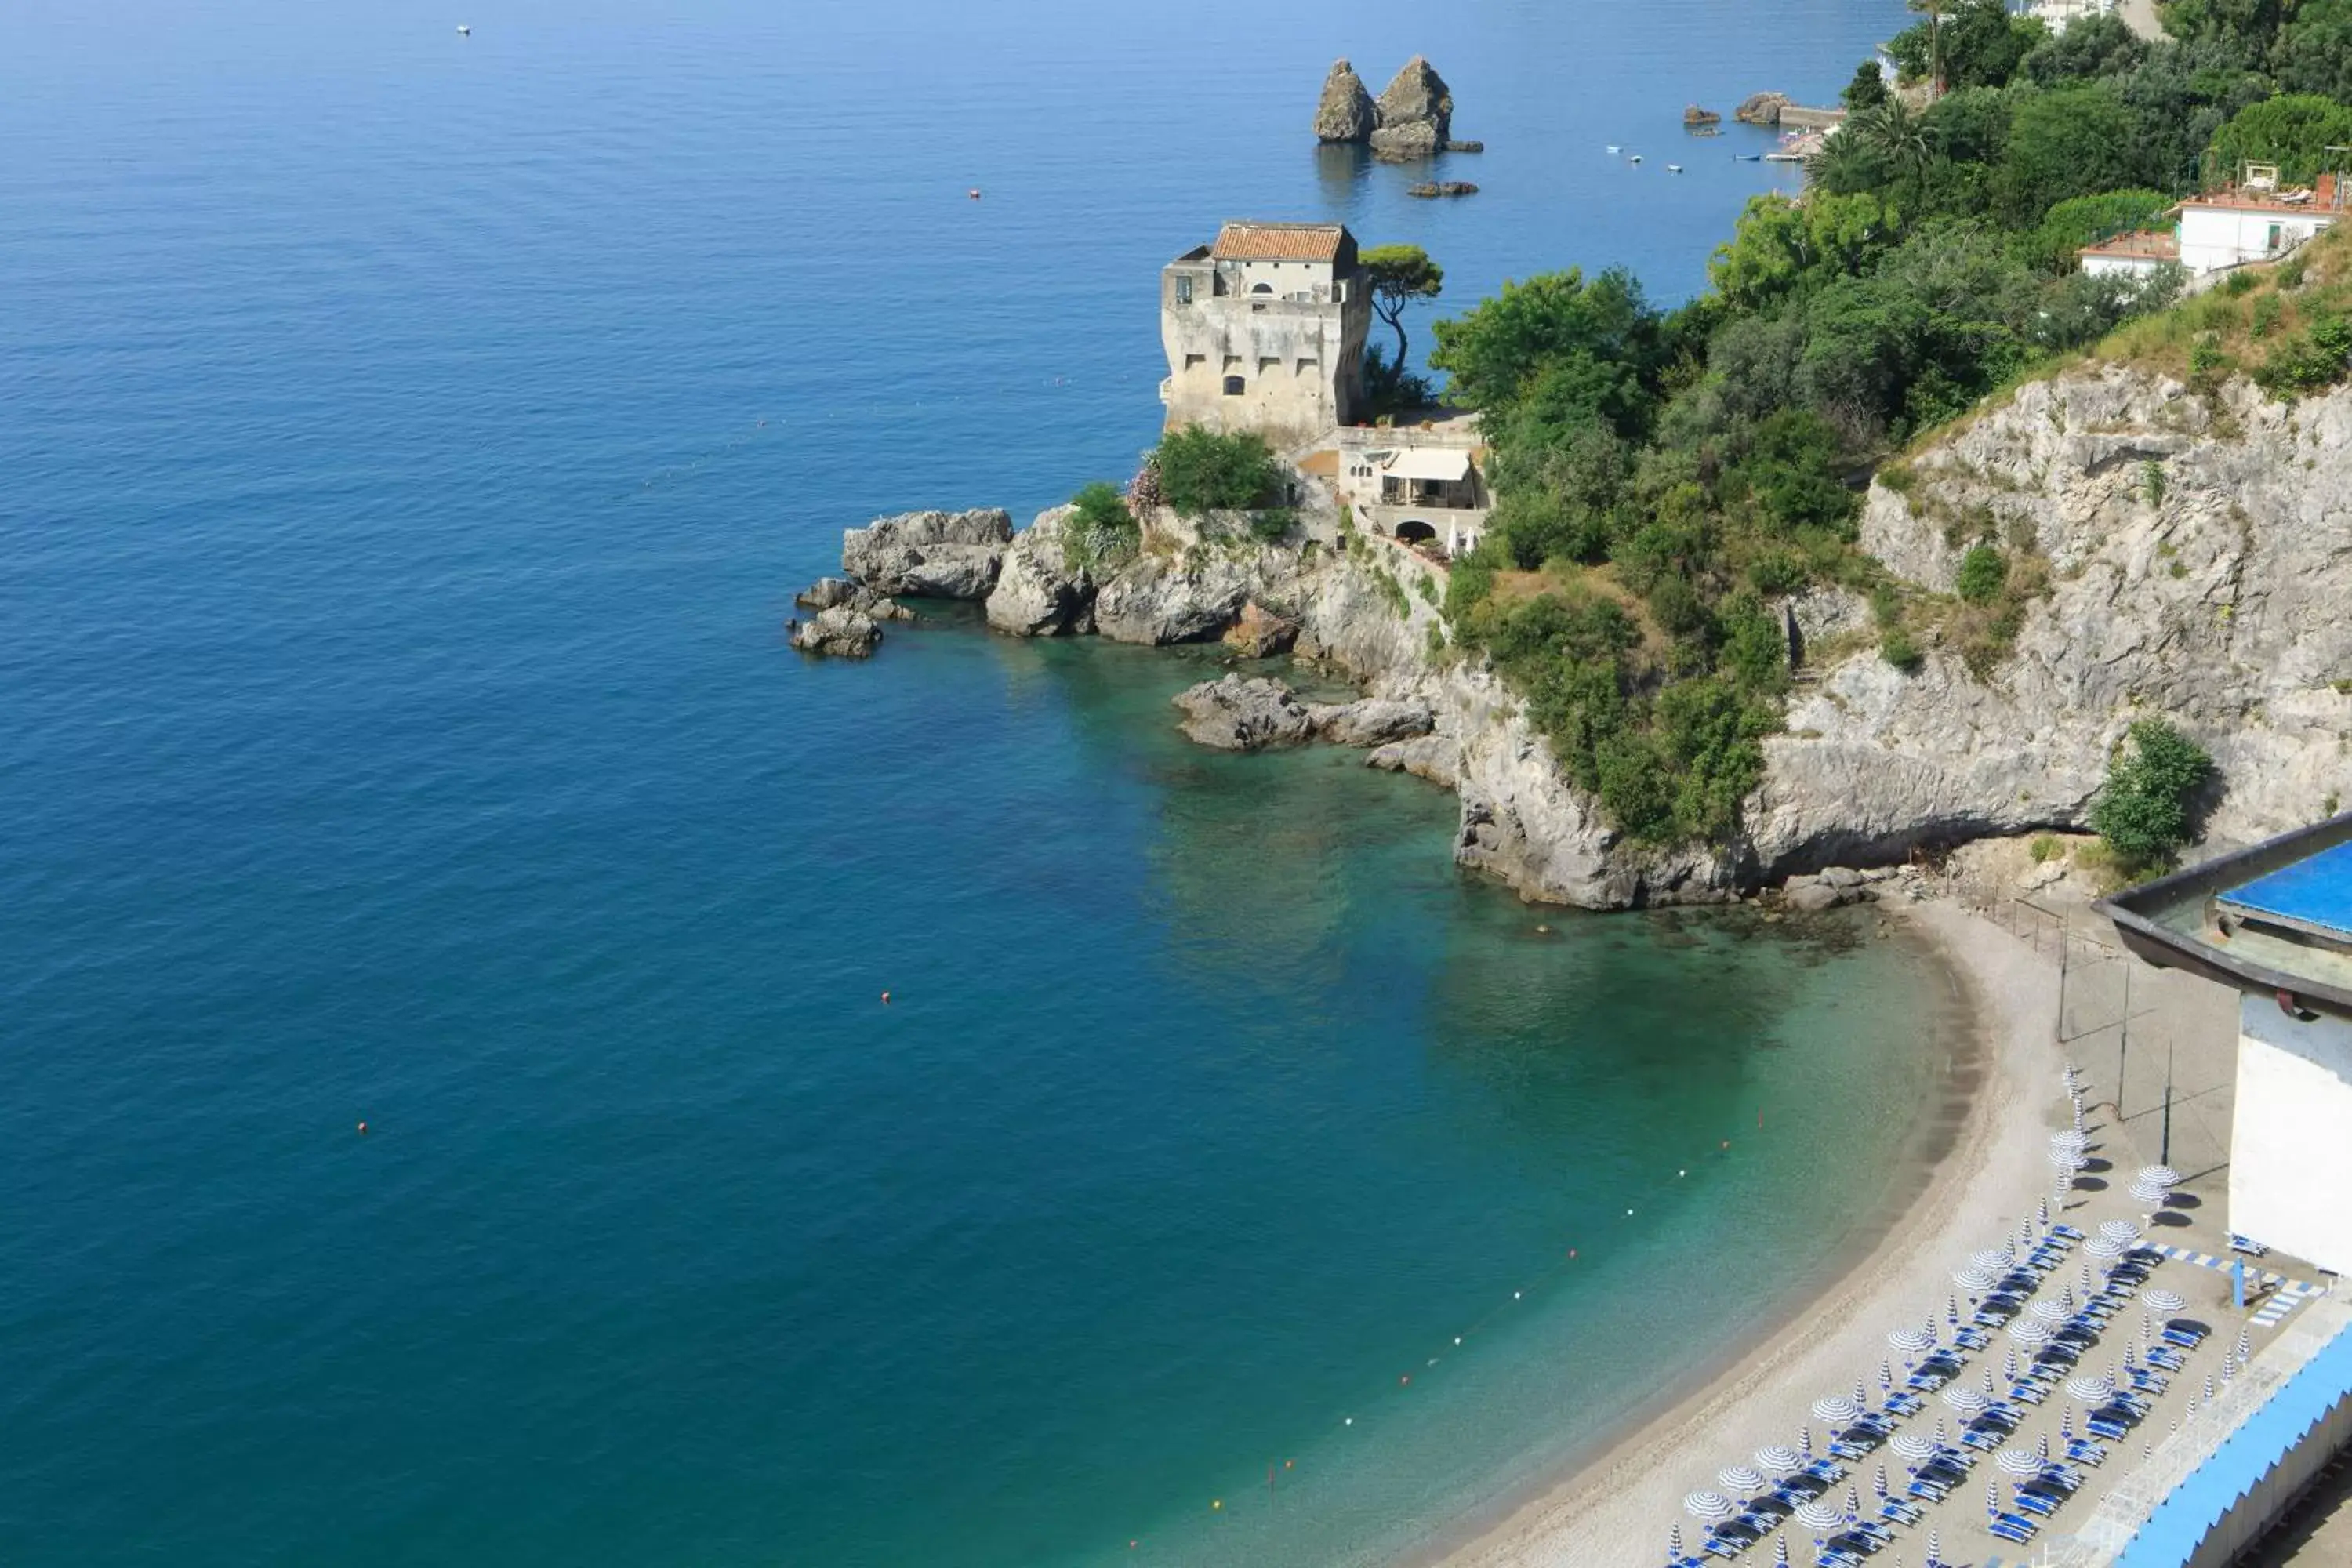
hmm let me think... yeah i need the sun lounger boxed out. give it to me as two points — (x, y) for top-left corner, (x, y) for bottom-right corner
(2052, 1223), (2085, 1240)
(2014, 1488), (2060, 1515)
(1878, 1498), (1923, 1526)
(2087, 1415), (2129, 1441)
(1991, 1514), (2039, 1544)
(2067, 1437), (2107, 1466)
(2148, 1345), (2185, 1371)
(1956, 1325), (1992, 1350)
(1907, 1478), (1949, 1502)
(2163, 1319), (2209, 1348)
(1882, 1391), (1923, 1417)
(2010, 1381), (2046, 1405)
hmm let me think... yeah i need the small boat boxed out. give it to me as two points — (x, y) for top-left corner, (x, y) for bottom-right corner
(456, 23), (471, 34)
(1628, 154), (1643, 165)
(1667, 164), (1684, 174)
(1606, 144), (1621, 154)
(1736, 152), (1763, 162)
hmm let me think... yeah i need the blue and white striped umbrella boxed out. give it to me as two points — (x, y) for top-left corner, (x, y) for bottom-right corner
(1755, 1445), (1802, 1475)
(1683, 1490), (1736, 1522)
(1811, 1395), (1862, 1425)
(1941, 1385), (1989, 1415)
(1792, 1500), (1842, 1533)
(1719, 1464), (1765, 1494)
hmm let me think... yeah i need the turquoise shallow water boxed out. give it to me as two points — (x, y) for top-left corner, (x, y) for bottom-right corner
(0, 2), (1944, 1564)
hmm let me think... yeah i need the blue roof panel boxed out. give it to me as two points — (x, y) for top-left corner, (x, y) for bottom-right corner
(2219, 838), (2352, 942)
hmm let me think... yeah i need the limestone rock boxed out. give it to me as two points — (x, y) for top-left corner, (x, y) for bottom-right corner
(1172, 675), (1314, 751)
(1308, 697), (1436, 747)
(840, 508), (1013, 599)
(1734, 91), (1790, 126)
(1374, 56), (1453, 140)
(1313, 58), (1376, 143)
(1406, 181), (1479, 199)
(985, 506), (1096, 637)
(788, 605), (882, 659)
(1370, 122), (1443, 162)
(1784, 881), (1847, 913)
(797, 576), (913, 620)
(1093, 554), (1251, 645)
(1367, 735), (1461, 789)
(1223, 601), (1299, 658)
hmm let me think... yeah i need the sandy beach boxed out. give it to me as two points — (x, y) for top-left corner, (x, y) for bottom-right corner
(1425, 899), (2065, 1567)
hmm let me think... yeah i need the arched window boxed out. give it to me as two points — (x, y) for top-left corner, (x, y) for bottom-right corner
(1395, 520), (1438, 545)
(1222, 376), (1246, 396)
(1250, 282), (1273, 295)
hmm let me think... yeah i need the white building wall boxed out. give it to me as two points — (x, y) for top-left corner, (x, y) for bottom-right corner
(2179, 207), (2335, 275)
(2230, 996), (2352, 1276)
(2082, 253), (2165, 280)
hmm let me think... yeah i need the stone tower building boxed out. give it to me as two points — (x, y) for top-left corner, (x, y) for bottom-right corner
(1160, 221), (1370, 443)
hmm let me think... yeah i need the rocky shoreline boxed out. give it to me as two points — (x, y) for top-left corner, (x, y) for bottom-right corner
(793, 365), (2352, 910)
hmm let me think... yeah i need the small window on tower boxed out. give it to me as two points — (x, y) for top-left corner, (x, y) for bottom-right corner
(1174, 276), (1194, 305)
(1223, 376), (1247, 397)
(1184, 354), (1206, 371)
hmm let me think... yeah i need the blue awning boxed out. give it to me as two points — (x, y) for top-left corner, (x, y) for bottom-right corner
(2115, 1319), (2352, 1566)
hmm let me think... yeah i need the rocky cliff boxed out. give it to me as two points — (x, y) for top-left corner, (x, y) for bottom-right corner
(1754, 365), (2352, 869)
(823, 364), (2350, 906)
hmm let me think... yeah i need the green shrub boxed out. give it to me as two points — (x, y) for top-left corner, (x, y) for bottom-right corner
(2142, 459), (2167, 506)
(2091, 719), (2213, 871)
(2223, 270), (2258, 297)
(1247, 507), (1296, 543)
(1155, 427), (1284, 515)
(2278, 253), (2310, 292)
(2251, 294), (2284, 339)
(1956, 543), (2009, 604)
(2029, 833), (2061, 863)
(1063, 481), (1141, 572)
(1882, 625), (1924, 672)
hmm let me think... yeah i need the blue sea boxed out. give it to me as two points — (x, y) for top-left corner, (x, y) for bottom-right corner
(0, 2), (1944, 1564)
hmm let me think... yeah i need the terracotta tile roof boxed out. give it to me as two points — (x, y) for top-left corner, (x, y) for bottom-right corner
(1210, 222), (1348, 263)
(2081, 230), (2180, 260)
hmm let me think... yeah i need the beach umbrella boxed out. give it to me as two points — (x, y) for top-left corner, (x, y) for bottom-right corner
(1756, 1445), (1802, 1476)
(1890, 1432), (1936, 1461)
(1879, 1359), (1893, 1389)
(1718, 1464), (1765, 1494)
(2048, 1149), (2086, 1172)
(1941, 1385), (1988, 1415)
(1846, 1484), (1861, 1518)
(2067, 1374), (2114, 1403)
(2223, 1356), (2237, 1382)
(2143, 1288), (2185, 1314)
(1996, 1446), (2042, 1476)
(2007, 1319), (2052, 1346)
(2064, 1285), (2080, 1312)
(1946, 1293), (1961, 1323)
(2139, 1164), (2181, 1189)
(2238, 1327), (2254, 1363)
(2204, 1374), (2216, 1401)
(1970, 1245), (2014, 1272)
(1987, 1479), (2000, 1515)
(2080, 1262), (2097, 1294)
(1773, 1537), (1788, 1568)
(1854, 1376), (1868, 1407)
(1934, 1416), (1948, 1445)
(1793, 1501), (1842, 1533)
(2061, 1408), (2074, 1439)
(2100, 1220), (2141, 1246)
(2085, 1236), (2126, 1261)
(1800, 1425), (1814, 1458)
(2129, 1178), (2171, 1205)
(2038, 1196), (2051, 1228)
(1683, 1490), (1737, 1523)
(1875, 1463), (1889, 1496)
(1668, 1523), (1683, 1561)
(2190, 1396), (2200, 1417)
(1928, 1528), (1943, 1566)
(2031, 1298), (2069, 1324)
(2038, 1432), (2051, 1460)
(2004, 1348), (2020, 1381)
(1812, 1396), (1861, 1426)
(1953, 1265), (1998, 1295)
(2144, 1438), (2154, 1461)
(1981, 1364), (1997, 1396)
(1889, 1325), (1934, 1356)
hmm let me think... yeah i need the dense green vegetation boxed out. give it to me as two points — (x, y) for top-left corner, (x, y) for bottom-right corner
(1361, 245), (1445, 415)
(1153, 427), (1285, 515)
(2091, 719), (2215, 870)
(1062, 481), (1140, 572)
(1421, 0), (2352, 848)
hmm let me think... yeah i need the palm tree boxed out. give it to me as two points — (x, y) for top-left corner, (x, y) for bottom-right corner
(1857, 99), (1939, 187)
(1907, 0), (1945, 103)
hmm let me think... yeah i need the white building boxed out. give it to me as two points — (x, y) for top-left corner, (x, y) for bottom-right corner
(2103, 818), (2352, 1277)
(1160, 221), (1371, 445)
(2079, 170), (2345, 281)
(1329, 413), (1490, 559)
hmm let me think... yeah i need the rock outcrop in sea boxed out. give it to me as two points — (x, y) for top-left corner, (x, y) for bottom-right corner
(811, 364), (2352, 906)
(840, 507), (1012, 599)
(1312, 59), (1376, 143)
(1370, 56), (1454, 162)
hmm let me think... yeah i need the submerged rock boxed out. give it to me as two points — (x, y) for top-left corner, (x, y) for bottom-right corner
(1313, 58), (1376, 143)
(841, 508), (1013, 599)
(1173, 674), (1314, 751)
(1406, 181), (1479, 199)
(789, 605), (882, 659)
(985, 506), (1096, 637)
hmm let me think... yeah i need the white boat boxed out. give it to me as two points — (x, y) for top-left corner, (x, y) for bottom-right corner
(1606, 144), (1621, 154)
(1628, 154), (1643, 165)
(456, 23), (471, 34)
(1667, 164), (1683, 174)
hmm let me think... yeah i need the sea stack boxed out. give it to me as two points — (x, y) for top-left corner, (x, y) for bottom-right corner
(1370, 56), (1454, 161)
(1313, 58), (1376, 143)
